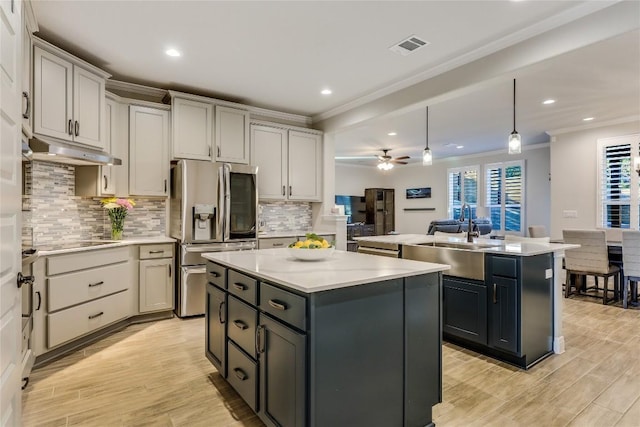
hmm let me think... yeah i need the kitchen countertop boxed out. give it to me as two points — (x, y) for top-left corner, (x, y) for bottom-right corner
(258, 230), (336, 238)
(355, 234), (580, 256)
(202, 248), (449, 293)
(35, 236), (176, 256)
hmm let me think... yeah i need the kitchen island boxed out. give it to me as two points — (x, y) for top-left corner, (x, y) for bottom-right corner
(202, 248), (449, 427)
(355, 234), (579, 366)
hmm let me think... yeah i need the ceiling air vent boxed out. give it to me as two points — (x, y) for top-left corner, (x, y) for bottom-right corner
(389, 35), (429, 56)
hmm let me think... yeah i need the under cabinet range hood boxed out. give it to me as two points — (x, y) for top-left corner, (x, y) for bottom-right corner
(28, 137), (122, 166)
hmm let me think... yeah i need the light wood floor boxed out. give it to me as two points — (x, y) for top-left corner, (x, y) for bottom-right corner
(23, 297), (639, 427)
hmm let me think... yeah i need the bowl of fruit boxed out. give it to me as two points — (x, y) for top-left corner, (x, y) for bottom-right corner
(288, 233), (335, 261)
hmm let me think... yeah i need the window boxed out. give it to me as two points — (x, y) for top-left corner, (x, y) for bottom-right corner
(447, 166), (479, 220)
(485, 161), (524, 234)
(597, 134), (640, 229)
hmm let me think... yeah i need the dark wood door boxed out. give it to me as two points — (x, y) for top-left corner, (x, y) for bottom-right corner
(206, 283), (227, 377)
(442, 277), (487, 345)
(488, 276), (519, 354)
(258, 314), (306, 427)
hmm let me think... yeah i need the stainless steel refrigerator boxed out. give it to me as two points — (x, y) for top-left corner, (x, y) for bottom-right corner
(170, 160), (258, 317)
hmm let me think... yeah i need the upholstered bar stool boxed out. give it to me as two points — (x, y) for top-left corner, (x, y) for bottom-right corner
(622, 230), (640, 309)
(528, 225), (547, 238)
(563, 229), (620, 304)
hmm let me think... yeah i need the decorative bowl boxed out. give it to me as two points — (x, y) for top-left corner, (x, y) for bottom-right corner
(288, 247), (334, 261)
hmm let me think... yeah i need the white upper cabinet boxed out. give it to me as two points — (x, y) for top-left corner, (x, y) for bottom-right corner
(171, 96), (213, 160)
(33, 38), (109, 150)
(288, 130), (322, 201)
(251, 124), (322, 202)
(21, 2), (37, 136)
(215, 105), (249, 164)
(129, 105), (170, 197)
(251, 125), (287, 200)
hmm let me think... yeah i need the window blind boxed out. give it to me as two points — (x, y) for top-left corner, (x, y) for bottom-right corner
(448, 166), (478, 220)
(485, 161), (523, 233)
(601, 143), (631, 228)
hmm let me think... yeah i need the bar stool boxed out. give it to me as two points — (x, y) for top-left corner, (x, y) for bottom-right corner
(622, 230), (640, 308)
(563, 229), (620, 304)
(528, 225), (547, 238)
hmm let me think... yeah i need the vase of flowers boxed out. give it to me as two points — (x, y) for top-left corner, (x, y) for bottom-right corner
(101, 197), (135, 240)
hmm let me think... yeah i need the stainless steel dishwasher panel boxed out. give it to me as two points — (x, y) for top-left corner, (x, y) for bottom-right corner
(179, 266), (207, 317)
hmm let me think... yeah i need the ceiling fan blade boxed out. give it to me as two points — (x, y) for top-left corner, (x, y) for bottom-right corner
(391, 160), (408, 165)
(394, 156), (410, 160)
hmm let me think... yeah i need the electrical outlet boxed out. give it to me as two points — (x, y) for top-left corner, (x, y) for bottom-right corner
(562, 210), (578, 218)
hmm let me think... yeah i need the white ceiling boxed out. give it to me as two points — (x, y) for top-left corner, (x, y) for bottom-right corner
(32, 1), (640, 166)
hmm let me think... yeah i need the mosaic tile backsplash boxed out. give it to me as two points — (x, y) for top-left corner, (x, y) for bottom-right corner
(259, 201), (312, 233)
(23, 161), (166, 247)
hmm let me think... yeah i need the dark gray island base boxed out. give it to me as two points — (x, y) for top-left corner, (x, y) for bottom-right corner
(202, 249), (445, 427)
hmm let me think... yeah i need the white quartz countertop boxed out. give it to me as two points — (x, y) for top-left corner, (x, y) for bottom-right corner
(36, 236), (176, 256)
(202, 248), (450, 293)
(355, 234), (579, 256)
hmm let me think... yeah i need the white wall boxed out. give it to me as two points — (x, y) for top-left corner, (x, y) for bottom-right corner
(336, 145), (551, 235)
(549, 120), (640, 240)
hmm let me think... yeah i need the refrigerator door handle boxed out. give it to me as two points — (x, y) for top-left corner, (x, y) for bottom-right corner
(223, 163), (231, 241)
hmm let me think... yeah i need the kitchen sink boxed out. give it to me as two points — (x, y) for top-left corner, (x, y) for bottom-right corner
(403, 242), (488, 280)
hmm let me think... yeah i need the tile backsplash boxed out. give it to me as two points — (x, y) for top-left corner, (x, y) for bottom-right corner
(23, 161), (166, 247)
(259, 201), (312, 233)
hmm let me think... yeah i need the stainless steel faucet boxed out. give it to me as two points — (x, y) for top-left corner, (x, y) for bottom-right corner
(460, 203), (477, 243)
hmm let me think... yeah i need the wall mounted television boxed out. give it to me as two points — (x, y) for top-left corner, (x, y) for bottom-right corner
(406, 187), (431, 199)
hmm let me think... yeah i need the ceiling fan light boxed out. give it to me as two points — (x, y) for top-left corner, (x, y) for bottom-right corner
(422, 148), (432, 166)
(508, 132), (522, 154)
(377, 161), (393, 171)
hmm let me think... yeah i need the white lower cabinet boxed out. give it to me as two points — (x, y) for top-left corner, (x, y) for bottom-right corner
(139, 244), (174, 313)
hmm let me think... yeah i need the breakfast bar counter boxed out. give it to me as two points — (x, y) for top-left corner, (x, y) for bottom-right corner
(202, 249), (449, 427)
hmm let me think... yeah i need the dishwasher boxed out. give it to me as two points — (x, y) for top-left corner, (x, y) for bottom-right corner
(356, 240), (401, 258)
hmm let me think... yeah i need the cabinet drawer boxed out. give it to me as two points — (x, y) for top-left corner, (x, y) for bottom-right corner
(490, 256), (518, 278)
(227, 340), (258, 411)
(48, 261), (130, 311)
(47, 246), (129, 275)
(207, 262), (226, 289)
(47, 290), (130, 348)
(139, 243), (174, 259)
(260, 282), (306, 331)
(228, 295), (258, 358)
(258, 237), (292, 249)
(228, 269), (257, 305)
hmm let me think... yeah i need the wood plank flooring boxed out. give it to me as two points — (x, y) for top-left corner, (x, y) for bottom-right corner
(23, 297), (639, 427)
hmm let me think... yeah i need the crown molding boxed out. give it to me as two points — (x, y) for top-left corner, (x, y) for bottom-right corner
(106, 80), (168, 101)
(546, 115), (640, 136)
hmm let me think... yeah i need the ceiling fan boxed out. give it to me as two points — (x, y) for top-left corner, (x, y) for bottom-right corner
(377, 149), (409, 170)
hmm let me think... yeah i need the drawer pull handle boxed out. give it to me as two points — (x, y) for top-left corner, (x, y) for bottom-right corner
(210, 272), (220, 278)
(272, 243), (284, 247)
(255, 325), (265, 354)
(148, 250), (164, 254)
(493, 283), (497, 304)
(218, 301), (226, 324)
(233, 368), (247, 381)
(268, 299), (287, 311)
(233, 320), (248, 330)
(88, 281), (104, 288)
(35, 291), (41, 311)
(232, 283), (247, 291)
(88, 312), (104, 320)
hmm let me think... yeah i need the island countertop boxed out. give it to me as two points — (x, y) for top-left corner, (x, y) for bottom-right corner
(201, 248), (449, 293)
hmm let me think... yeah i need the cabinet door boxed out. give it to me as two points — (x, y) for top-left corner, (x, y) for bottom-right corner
(442, 277), (487, 345)
(206, 283), (227, 377)
(251, 124), (287, 200)
(129, 106), (170, 196)
(33, 46), (73, 141)
(139, 258), (173, 313)
(287, 130), (321, 201)
(172, 97), (213, 160)
(215, 105), (249, 164)
(488, 276), (519, 354)
(258, 314), (306, 427)
(101, 98), (116, 194)
(21, 14), (32, 135)
(72, 66), (105, 149)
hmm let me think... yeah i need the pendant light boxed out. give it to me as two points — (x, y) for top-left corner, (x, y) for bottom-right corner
(422, 106), (433, 166)
(508, 78), (522, 154)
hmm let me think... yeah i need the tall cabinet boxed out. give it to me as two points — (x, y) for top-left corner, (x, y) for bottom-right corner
(365, 188), (395, 235)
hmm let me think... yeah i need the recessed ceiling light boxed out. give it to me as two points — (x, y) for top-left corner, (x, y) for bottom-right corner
(456, 145), (464, 149)
(387, 132), (397, 136)
(321, 89), (332, 95)
(165, 48), (181, 57)
(542, 99), (556, 105)
(583, 117), (595, 121)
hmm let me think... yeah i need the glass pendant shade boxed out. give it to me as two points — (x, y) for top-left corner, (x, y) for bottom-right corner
(422, 148), (432, 166)
(508, 131), (521, 154)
